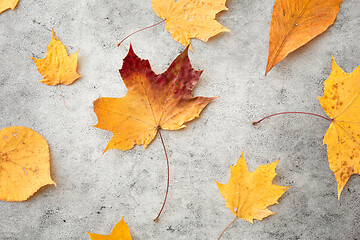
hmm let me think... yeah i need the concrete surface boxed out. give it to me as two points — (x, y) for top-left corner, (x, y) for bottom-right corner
(1, 0), (360, 239)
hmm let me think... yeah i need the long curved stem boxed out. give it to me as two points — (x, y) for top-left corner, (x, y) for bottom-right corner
(153, 130), (170, 222)
(252, 111), (331, 125)
(117, 20), (165, 47)
(218, 217), (238, 240)
(59, 84), (69, 110)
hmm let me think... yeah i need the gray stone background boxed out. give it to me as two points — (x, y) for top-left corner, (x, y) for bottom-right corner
(1, 0), (360, 239)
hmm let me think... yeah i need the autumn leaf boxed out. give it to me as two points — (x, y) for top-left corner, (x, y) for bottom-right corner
(266, 0), (343, 75)
(253, 58), (360, 199)
(93, 45), (215, 152)
(216, 152), (288, 238)
(88, 217), (132, 240)
(31, 30), (81, 86)
(0, 0), (19, 14)
(94, 44), (215, 221)
(151, 0), (229, 47)
(318, 57), (360, 199)
(0, 126), (55, 201)
(217, 151), (289, 224)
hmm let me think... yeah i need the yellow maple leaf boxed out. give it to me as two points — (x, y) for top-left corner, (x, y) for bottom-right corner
(318, 57), (360, 199)
(31, 30), (81, 86)
(0, 0), (19, 14)
(88, 217), (132, 240)
(94, 45), (215, 152)
(0, 126), (55, 201)
(217, 151), (289, 224)
(151, 0), (229, 47)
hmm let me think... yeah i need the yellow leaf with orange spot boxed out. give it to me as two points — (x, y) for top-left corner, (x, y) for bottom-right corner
(88, 217), (132, 240)
(318, 58), (360, 199)
(0, 0), (19, 14)
(0, 126), (55, 201)
(217, 151), (289, 223)
(151, 0), (229, 47)
(31, 30), (81, 86)
(93, 45), (215, 152)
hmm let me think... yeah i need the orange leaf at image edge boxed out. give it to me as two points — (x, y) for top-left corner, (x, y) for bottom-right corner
(266, 0), (343, 75)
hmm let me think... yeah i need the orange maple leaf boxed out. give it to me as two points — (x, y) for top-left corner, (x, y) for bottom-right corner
(87, 217), (132, 240)
(151, 0), (229, 47)
(318, 57), (360, 198)
(0, 126), (56, 201)
(0, 0), (19, 14)
(93, 45), (215, 221)
(93, 45), (215, 152)
(31, 30), (81, 86)
(266, 0), (343, 75)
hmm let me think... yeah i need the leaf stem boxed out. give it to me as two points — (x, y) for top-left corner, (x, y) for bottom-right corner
(153, 129), (170, 222)
(117, 20), (166, 47)
(252, 111), (332, 125)
(218, 217), (238, 240)
(59, 84), (69, 110)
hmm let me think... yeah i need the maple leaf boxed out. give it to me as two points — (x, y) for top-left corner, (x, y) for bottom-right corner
(88, 217), (132, 240)
(0, 0), (19, 14)
(151, 0), (229, 47)
(93, 45), (215, 152)
(31, 30), (81, 86)
(318, 57), (360, 199)
(0, 126), (56, 201)
(266, 0), (343, 75)
(216, 151), (289, 224)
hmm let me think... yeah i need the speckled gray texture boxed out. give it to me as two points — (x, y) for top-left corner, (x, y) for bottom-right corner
(1, 0), (360, 239)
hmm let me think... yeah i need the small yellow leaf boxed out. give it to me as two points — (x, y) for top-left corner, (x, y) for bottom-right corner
(31, 30), (81, 86)
(0, 126), (55, 201)
(88, 217), (132, 240)
(151, 0), (229, 47)
(217, 151), (289, 223)
(0, 0), (19, 14)
(318, 58), (360, 199)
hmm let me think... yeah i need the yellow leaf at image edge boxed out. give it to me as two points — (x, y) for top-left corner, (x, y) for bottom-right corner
(318, 58), (360, 199)
(0, 0), (19, 14)
(217, 151), (289, 223)
(88, 217), (132, 240)
(151, 0), (229, 47)
(0, 126), (55, 201)
(31, 30), (81, 86)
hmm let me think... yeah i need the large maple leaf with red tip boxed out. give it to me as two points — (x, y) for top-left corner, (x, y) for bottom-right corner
(93, 45), (216, 152)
